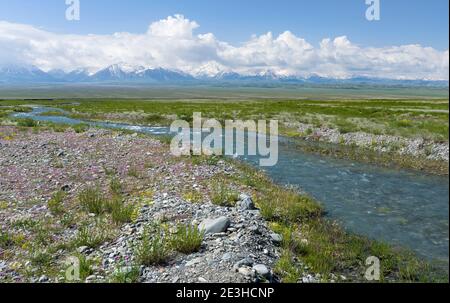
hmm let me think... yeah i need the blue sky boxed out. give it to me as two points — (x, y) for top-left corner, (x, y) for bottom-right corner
(0, 1), (448, 80)
(0, 0), (448, 49)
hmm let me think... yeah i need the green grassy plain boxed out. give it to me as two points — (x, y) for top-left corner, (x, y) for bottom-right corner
(1, 98), (448, 141)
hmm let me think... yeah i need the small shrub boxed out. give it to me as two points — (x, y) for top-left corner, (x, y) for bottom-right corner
(77, 254), (95, 281)
(171, 224), (204, 254)
(78, 187), (106, 215)
(73, 123), (89, 133)
(48, 191), (65, 216)
(305, 128), (313, 136)
(0, 200), (8, 209)
(34, 225), (54, 246)
(156, 135), (174, 145)
(29, 248), (53, 269)
(104, 166), (118, 177)
(191, 155), (222, 166)
(11, 218), (38, 230)
(0, 232), (15, 249)
(61, 213), (76, 228)
(397, 119), (413, 128)
(259, 199), (277, 221)
(110, 258), (140, 283)
(16, 118), (37, 127)
(144, 114), (166, 126)
(335, 119), (356, 134)
(51, 123), (68, 133)
(135, 225), (171, 266)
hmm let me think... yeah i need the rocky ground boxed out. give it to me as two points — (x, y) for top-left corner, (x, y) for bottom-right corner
(99, 194), (280, 283)
(287, 122), (449, 162)
(0, 126), (287, 283)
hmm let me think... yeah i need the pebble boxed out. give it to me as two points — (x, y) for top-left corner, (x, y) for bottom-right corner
(238, 267), (255, 278)
(221, 253), (232, 262)
(270, 233), (283, 244)
(186, 257), (203, 267)
(77, 246), (89, 254)
(236, 194), (256, 211)
(38, 275), (49, 283)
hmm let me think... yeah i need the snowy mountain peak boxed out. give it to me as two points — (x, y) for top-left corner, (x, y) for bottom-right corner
(0, 63), (448, 87)
(107, 63), (146, 74)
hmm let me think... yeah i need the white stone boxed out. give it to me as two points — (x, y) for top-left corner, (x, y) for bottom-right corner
(198, 216), (231, 234)
(253, 264), (270, 277)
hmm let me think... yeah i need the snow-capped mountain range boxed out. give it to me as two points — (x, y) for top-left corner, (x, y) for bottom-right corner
(0, 63), (448, 87)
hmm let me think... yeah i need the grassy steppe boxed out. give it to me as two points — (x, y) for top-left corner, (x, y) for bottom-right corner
(1, 98), (448, 141)
(2, 98), (448, 173)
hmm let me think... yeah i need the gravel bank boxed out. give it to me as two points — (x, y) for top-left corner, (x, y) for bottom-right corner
(0, 127), (287, 283)
(289, 122), (449, 162)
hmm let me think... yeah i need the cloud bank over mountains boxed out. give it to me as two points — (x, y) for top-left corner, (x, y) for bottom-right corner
(0, 14), (448, 80)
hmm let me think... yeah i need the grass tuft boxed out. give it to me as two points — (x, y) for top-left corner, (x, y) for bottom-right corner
(210, 181), (239, 207)
(134, 225), (171, 266)
(170, 224), (204, 254)
(48, 190), (66, 216)
(109, 199), (135, 225)
(78, 187), (106, 215)
(73, 225), (108, 249)
(256, 188), (323, 223)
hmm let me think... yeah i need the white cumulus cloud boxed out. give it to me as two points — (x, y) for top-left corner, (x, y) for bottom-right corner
(0, 14), (448, 80)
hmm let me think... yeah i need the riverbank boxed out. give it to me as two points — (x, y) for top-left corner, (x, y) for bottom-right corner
(0, 125), (446, 283)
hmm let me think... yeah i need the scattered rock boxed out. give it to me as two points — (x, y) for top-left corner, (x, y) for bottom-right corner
(38, 275), (49, 283)
(233, 258), (254, 271)
(236, 194), (256, 211)
(186, 257), (203, 267)
(221, 253), (232, 262)
(60, 184), (71, 192)
(238, 267), (255, 278)
(270, 233), (283, 244)
(86, 275), (97, 282)
(77, 246), (89, 254)
(302, 274), (317, 283)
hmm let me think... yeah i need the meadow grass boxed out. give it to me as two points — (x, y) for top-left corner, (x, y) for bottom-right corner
(2, 98), (447, 141)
